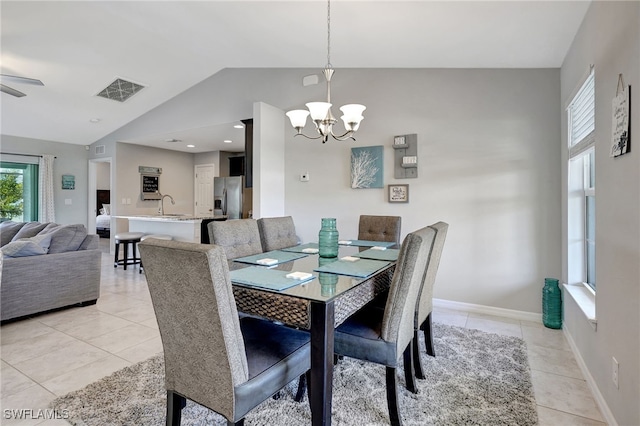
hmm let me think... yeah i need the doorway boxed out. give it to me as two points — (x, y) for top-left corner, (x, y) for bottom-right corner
(194, 163), (215, 217)
(88, 157), (112, 254)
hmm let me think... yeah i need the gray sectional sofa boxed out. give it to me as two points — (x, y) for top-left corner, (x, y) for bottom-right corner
(0, 221), (102, 322)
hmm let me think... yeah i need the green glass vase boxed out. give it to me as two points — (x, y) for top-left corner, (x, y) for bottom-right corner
(318, 256), (339, 296)
(542, 278), (562, 329)
(318, 218), (339, 258)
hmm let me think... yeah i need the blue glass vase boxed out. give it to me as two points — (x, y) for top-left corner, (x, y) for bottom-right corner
(318, 218), (339, 258)
(542, 278), (562, 329)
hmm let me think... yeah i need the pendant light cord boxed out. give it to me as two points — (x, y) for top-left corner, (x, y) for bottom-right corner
(326, 0), (332, 69)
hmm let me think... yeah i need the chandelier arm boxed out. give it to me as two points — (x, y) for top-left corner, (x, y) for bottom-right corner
(329, 129), (356, 141)
(294, 132), (323, 141)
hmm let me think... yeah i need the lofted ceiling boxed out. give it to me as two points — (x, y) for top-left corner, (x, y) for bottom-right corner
(1, 1), (591, 153)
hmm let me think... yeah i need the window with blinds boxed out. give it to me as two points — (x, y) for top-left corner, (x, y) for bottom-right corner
(567, 69), (596, 291)
(568, 70), (595, 157)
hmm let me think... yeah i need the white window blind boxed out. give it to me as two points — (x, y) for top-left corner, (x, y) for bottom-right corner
(568, 70), (595, 156)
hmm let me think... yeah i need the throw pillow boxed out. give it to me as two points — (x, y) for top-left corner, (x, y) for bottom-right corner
(11, 222), (48, 241)
(43, 224), (88, 254)
(102, 204), (111, 214)
(0, 221), (27, 247)
(1, 233), (52, 258)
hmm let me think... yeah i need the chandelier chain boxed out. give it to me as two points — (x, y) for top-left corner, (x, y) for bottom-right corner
(326, 0), (332, 68)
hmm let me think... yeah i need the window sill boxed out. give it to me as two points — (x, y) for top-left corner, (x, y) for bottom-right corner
(563, 283), (597, 330)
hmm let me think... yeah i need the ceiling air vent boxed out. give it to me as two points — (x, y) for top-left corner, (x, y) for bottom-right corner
(96, 78), (145, 102)
(95, 145), (105, 155)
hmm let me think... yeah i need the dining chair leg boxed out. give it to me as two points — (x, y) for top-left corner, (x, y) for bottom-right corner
(412, 330), (426, 380)
(403, 344), (418, 394)
(305, 369), (312, 409)
(385, 367), (403, 426)
(113, 242), (120, 267)
(294, 373), (306, 402)
(166, 390), (186, 426)
(423, 313), (436, 357)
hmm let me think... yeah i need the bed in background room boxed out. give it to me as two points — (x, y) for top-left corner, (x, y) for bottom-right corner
(96, 189), (111, 238)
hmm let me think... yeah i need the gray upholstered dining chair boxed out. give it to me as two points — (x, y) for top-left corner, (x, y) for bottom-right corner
(208, 219), (263, 260)
(358, 215), (402, 248)
(412, 221), (448, 379)
(257, 216), (299, 252)
(138, 239), (311, 426)
(333, 226), (436, 426)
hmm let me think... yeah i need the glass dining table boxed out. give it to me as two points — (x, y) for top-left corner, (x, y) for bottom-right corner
(229, 244), (397, 426)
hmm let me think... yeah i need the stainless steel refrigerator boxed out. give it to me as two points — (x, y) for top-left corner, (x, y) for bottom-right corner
(214, 176), (243, 219)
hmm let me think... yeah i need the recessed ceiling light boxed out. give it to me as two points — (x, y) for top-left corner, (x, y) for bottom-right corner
(224, 140), (232, 144)
(187, 144), (195, 148)
(89, 118), (101, 123)
(234, 124), (244, 129)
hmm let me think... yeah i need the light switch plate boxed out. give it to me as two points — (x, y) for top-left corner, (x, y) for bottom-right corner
(64, 199), (72, 205)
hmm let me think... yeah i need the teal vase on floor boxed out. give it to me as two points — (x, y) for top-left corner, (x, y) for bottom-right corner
(542, 278), (562, 329)
(318, 218), (339, 258)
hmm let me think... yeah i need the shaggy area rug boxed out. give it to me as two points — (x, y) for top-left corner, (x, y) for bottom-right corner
(50, 323), (538, 425)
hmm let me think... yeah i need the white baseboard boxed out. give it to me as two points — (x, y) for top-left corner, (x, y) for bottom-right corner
(563, 327), (618, 426)
(433, 298), (542, 323)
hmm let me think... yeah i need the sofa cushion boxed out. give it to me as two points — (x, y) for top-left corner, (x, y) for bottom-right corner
(0, 221), (26, 247)
(40, 222), (60, 233)
(1, 233), (52, 258)
(11, 222), (49, 241)
(41, 224), (88, 254)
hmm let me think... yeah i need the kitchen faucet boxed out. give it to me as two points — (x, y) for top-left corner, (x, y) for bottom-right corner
(158, 193), (175, 215)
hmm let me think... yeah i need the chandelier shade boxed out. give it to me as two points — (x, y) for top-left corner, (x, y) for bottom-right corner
(286, 0), (365, 143)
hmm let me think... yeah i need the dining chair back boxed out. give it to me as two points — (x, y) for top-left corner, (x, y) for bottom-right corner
(412, 221), (448, 378)
(139, 239), (311, 425)
(333, 225), (436, 426)
(358, 215), (402, 248)
(208, 219), (263, 260)
(257, 216), (299, 252)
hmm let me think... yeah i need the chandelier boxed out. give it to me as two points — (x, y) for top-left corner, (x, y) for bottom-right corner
(286, 0), (366, 143)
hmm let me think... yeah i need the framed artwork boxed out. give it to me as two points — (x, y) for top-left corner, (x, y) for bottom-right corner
(388, 184), (409, 203)
(61, 175), (75, 190)
(351, 145), (384, 188)
(611, 79), (630, 157)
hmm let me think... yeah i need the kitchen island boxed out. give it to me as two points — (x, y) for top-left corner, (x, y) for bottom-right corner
(116, 215), (227, 243)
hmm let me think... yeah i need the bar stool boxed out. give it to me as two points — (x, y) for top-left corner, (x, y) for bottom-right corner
(139, 234), (173, 274)
(114, 232), (145, 270)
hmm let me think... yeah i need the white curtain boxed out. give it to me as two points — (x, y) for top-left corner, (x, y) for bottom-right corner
(38, 155), (56, 222)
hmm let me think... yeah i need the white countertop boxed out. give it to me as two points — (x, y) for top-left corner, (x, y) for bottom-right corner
(116, 215), (227, 222)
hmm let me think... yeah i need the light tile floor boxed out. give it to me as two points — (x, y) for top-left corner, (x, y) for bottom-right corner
(1, 247), (606, 425)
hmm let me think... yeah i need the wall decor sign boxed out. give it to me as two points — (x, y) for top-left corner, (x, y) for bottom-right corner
(351, 145), (384, 189)
(388, 184), (409, 203)
(611, 74), (631, 157)
(61, 175), (75, 190)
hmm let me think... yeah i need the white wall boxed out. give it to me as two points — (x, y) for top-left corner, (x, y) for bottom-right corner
(0, 135), (89, 225)
(253, 102), (285, 218)
(284, 68), (562, 315)
(96, 162), (110, 190)
(194, 151), (220, 175)
(560, 2), (640, 425)
(113, 142), (195, 234)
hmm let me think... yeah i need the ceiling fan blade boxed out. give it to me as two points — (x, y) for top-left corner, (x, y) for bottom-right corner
(0, 84), (26, 97)
(0, 74), (44, 86)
